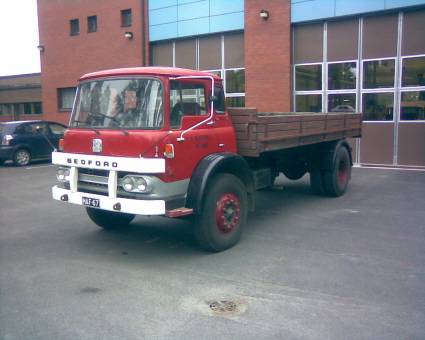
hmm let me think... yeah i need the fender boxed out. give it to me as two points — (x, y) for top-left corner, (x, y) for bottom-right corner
(186, 152), (255, 213)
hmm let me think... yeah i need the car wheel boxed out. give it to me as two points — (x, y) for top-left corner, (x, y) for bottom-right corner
(13, 149), (31, 166)
(86, 207), (135, 230)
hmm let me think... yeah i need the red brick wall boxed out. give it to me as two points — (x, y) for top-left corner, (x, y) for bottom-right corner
(37, 0), (149, 124)
(244, 0), (291, 112)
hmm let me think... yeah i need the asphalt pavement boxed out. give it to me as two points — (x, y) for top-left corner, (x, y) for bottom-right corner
(0, 163), (424, 340)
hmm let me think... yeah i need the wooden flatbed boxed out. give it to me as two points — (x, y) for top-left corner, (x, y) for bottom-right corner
(228, 108), (362, 157)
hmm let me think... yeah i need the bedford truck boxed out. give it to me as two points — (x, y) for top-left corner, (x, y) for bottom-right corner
(51, 67), (362, 252)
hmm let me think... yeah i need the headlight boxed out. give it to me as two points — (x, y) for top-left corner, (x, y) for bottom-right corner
(1, 134), (13, 146)
(56, 167), (70, 182)
(121, 175), (152, 193)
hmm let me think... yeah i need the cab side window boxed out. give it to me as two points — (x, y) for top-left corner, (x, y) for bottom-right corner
(169, 81), (206, 128)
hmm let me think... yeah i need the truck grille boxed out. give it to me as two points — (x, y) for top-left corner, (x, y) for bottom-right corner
(78, 169), (109, 196)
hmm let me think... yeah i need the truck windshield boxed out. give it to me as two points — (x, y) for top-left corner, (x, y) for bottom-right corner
(70, 78), (164, 129)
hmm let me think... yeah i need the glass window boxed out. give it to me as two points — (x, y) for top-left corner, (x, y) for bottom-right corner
(363, 59), (395, 89)
(402, 10), (425, 56)
(328, 62), (356, 90)
(225, 69), (245, 94)
(71, 79), (164, 129)
(225, 97), (245, 108)
(175, 39), (196, 69)
(362, 93), (394, 121)
(224, 33), (244, 68)
(34, 102), (42, 114)
(13, 104), (24, 115)
(121, 9), (132, 27)
(328, 94), (356, 112)
(70, 19), (79, 36)
(402, 57), (425, 87)
(327, 19), (358, 62)
(199, 35), (222, 70)
(169, 81), (206, 128)
(400, 91), (425, 121)
(293, 23), (323, 64)
(295, 64), (322, 91)
(58, 88), (76, 110)
(49, 123), (66, 135)
(296, 94), (322, 112)
(87, 15), (97, 33)
(363, 14), (398, 59)
(151, 42), (173, 67)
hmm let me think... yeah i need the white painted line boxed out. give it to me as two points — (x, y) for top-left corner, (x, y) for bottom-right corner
(353, 165), (425, 172)
(25, 164), (55, 170)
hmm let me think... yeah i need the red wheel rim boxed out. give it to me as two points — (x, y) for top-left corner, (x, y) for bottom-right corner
(215, 193), (241, 234)
(338, 157), (349, 187)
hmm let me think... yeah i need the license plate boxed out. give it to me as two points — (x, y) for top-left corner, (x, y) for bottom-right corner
(82, 196), (100, 208)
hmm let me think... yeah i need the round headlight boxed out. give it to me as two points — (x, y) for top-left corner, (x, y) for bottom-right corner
(122, 177), (134, 191)
(56, 167), (70, 182)
(121, 176), (151, 193)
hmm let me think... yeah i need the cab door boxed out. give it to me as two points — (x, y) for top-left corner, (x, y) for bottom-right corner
(168, 79), (220, 181)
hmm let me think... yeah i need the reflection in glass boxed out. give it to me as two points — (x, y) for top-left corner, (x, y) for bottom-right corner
(401, 91), (425, 120)
(225, 69), (245, 93)
(328, 62), (357, 90)
(226, 96), (245, 107)
(363, 59), (395, 88)
(296, 94), (322, 112)
(362, 93), (394, 121)
(328, 94), (356, 112)
(402, 57), (425, 87)
(295, 64), (322, 91)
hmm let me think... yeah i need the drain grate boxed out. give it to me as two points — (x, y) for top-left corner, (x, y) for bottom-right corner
(208, 300), (238, 314)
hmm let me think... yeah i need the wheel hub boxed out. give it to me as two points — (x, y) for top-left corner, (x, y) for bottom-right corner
(215, 193), (241, 234)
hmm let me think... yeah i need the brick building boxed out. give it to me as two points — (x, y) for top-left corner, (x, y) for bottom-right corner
(35, 0), (425, 167)
(0, 73), (42, 122)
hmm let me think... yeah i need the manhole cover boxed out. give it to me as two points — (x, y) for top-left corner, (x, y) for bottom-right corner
(208, 300), (238, 315)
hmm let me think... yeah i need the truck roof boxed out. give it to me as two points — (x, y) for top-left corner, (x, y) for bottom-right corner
(79, 67), (222, 82)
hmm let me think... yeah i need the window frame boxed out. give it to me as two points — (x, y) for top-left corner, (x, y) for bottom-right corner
(58, 87), (77, 112)
(70, 18), (79, 36)
(87, 15), (97, 33)
(121, 9), (132, 27)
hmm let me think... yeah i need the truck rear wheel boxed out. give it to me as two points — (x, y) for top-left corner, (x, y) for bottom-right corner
(86, 207), (135, 230)
(322, 145), (351, 197)
(195, 174), (248, 252)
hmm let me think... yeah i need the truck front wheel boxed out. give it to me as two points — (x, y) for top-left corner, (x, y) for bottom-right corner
(195, 174), (248, 252)
(86, 208), (135, 230)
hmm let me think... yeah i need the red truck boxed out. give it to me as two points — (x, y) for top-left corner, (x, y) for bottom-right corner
(52, 67), (362, 252)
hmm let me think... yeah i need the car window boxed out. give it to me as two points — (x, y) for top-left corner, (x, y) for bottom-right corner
(49, 123), (66, 135)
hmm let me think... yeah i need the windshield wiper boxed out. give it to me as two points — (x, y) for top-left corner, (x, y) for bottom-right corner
(87, 112), (130, 136)
(73, 120), (101, 135)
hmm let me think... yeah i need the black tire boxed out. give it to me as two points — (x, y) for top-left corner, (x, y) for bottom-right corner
(282, 163), (307, 180)
(310, 170), (326, 195)
(322, 146), (351, 197)
(13, 149), (31, 166)
(86, 207), (135, 230)
(194, 174), (248, 252)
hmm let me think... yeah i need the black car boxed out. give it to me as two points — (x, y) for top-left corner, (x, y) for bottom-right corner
(0, 120), (67, 166)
